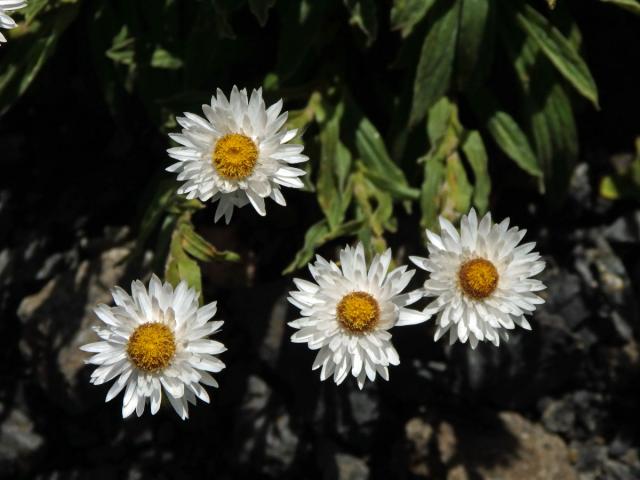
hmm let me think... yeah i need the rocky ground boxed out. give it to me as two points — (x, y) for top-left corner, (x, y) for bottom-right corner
(1, 149), (639, 479)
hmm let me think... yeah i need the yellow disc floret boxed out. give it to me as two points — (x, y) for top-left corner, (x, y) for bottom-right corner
(337, 291), (380, 333)
(126, 322), (176, 373)
(458, 258), (499, 299)
(212, 133), (259, 180)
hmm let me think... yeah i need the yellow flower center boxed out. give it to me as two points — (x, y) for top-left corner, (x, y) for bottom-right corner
(126, 323), (176, 373)
(336, 291), (380, 333)
(458, 258), (499, 299)
(212, 133), (259, 180)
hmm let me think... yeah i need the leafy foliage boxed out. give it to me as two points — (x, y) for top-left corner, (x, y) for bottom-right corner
(1, 0), (635, 284)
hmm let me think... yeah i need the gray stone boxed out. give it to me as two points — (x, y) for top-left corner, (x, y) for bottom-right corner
(333, 453), (369, 480)
(0, 408), (44, 474)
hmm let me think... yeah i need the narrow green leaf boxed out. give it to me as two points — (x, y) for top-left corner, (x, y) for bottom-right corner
(318, 103), (351, 230)
(514, 3), (599, 107)
(472, 92), (542, 177)
(179, 223), (240, 263)
(283, 220), (331, 274)
(409, 0), (460, 126)
(531, 83), (578, 200)
(456, 0), (494, 91)
(446, 153), (473, 213)
(600, 0), (640, 15)
(344, 0), (378, 45)
(461, 131), (491, 213)
(356, 117), (409, 187)
(420, 155), (446, 229)
(390, 0), (436, 37)
(426, 96), (456, 145)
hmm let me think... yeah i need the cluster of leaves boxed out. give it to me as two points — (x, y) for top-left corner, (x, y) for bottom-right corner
(1, 0), (638, 291)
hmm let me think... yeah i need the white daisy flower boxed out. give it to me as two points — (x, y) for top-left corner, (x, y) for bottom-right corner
(0, 0), (27, 44)
(166, 86), (309, 223)
(410, 209), (546, 349)
(288, 243), (427, 389)
(80, 275), (226, 420)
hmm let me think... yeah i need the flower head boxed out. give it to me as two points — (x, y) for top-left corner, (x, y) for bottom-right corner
(167, 86), (308, 223)
(288, 243), (427, 389)
(0, 0), (27, 44)
(410, 209), (546, 348)
(81, 275), (226, 419)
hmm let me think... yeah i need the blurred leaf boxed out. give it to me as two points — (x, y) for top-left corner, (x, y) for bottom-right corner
(106, 26), (135, 66)
(514, 3), (599, 108)
(409, 0), (460, 126)
(600, 0), (640, 15)
(391, 0), (436, 37)
(0, 1), (80, 116)
(344, 0), (378, 45)
(530, 83), (577, 199)
(212, 0), (236, 39)
(151, 47), (183, 70)
(461, 131), (491, 213)
(249, 0), (276, 26)
(456, 0), (495, 91)
(547, 0), (557, 9)
(277, 0), (328, 80)
(599, 138), (640, 200)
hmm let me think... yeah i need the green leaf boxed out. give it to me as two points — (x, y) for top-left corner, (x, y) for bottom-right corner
(165, 227), (203, 295)
(317, 103), (352, 230)
(427, 96), (457, 145)
(409, 0), (460, 126)
(530, 83), (578, 200)
(471, 92), (542, 177)
(514, 3), (599, 107)
(600, 0), (640, 15)
(446, 153), (473, 213)
(420, 154), (446, 229)
(461, 131), (491, 213)
(455, 0), (495, 91)
(344, 0), (378, 45)
(355, 117), (414, 198)
(179, 223), (241, 263)
(390, 0), (436, 38)
(283, 220), (330, 274)
(249, 0), (277, 26)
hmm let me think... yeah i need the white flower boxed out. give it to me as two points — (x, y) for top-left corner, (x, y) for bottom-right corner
(410, 209), (546, 349)
(166, 86), (308, 223)
(288, 243), (427, 389)
(80, 275), (226, 420)
(0, 0), (27, 44)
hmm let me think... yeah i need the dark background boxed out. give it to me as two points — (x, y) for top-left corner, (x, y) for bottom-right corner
(1, 0), (639, 479)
